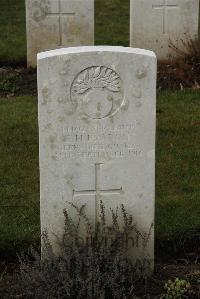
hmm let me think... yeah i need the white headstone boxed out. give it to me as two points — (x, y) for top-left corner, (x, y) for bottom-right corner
(26, 0), (94, 67)
(130, 0), (199, 60)
(38, 46), (156, 271)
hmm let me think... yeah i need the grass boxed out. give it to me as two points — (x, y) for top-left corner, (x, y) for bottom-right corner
(0, 0), (26, 65)
(95, 0), (129, 46)
(0, 96), (39, 253)
(156, 91), (200, 239)
(0, 91), (199, 253)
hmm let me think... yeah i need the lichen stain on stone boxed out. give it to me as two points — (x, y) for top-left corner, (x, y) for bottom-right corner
(109, 115), (115, 124)
(135, 102), (142, 108)
(64, 105), (76, 116)
(110, 62), (119, 71)
(50, 143), (56, 150)
(136, 66), (148, 79)
(62, 134), (68, 142)
(59, 58), (71, 75)
(136, 120), (142, 126)
(49, 134), (57, 149)
(121, 190), (125, 196)
(101, 155), (112, 163)
(68, 38), (75, 44)
(121, 100), (129, 111)
(51, 155), (57, 161)
(41, 97), (48, 106)
(57, 97), (66, 104)
(62, 20), (92, 45)
(43, 123), (52, 131)
(53, 204), (58, 210)
(147, 149), (155, 159)
(60, 68), (69, 76)
(49, 134), (57, 142)
(41, 81), (51, 105)
(62, 56), (71, 63)
(58, 116), (65, 123)
(80, 114), (91, 125)
(47, 108), (53, 116)
(49, 77), (57, 85)
(132, 88), (142, 99)
(64, 175), (75, 189)
(31, 0), (50, 22)
(114, 97), (123, 108)
(63, 21), (80, 39)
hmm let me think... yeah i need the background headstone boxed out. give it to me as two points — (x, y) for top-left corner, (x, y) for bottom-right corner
(130, 0), (199, 60)
(38, 46), (156, 271)
(26, 0), (94, 67)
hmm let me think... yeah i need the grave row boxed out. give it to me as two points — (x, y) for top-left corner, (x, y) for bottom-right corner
(35, 0), (199, 273)
(26, 0), (199, 66)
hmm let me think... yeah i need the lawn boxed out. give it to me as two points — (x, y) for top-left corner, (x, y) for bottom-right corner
(156, 91), (200, 240)
(0, 0), (26, 65)
(0, 96), (39, 254)
(0, 91), (199, 254)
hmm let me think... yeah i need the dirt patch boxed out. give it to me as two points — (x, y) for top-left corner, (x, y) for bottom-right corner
(0, 260), (199, 298)
(157, 58), (200, 90)
(150, 262), (200, 298)
(157, 39), (200, 90)
(0, 67), (37, 98)
(1, 57), (200, 99)
(1, 40), (200, 96)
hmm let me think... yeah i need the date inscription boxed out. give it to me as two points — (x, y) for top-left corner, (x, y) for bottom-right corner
(53, 122), (143, 160)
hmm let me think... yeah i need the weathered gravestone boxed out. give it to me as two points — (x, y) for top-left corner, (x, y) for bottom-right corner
(130, 0), (199, 60)
(26, 0), (94, 67)
(38, 46), (156, 271)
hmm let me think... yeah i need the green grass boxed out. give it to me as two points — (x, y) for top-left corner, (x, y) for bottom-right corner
(156, 91), (200, 239)
(0, 96), (39, 251)
(95, 0), (129, 46)
(0, 0), (26, 65)
(0, 91), (199, 252)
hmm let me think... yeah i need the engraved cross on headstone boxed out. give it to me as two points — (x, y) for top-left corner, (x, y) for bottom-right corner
(152, 0), (178, 34)
(46, 0), (75, 46)
(73, 163), (123, 223)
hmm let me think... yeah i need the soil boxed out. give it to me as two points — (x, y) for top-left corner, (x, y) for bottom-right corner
(0, 237), (200, 298)
(0, 259), (199, 298)
(0, 67), (37, 98)
(1, 54), (200, 99)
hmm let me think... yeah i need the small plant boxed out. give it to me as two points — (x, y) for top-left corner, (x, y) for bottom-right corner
(8, 202), (151, 298)
(0, 74), (20, 95)
(161, 278), (191, 299)
(169, 38), (200, 63)
(158, 38), (200, 90)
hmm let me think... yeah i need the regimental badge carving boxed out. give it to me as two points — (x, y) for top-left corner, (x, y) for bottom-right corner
(32, 0), (50, 22)
(70, 66), (124, 119)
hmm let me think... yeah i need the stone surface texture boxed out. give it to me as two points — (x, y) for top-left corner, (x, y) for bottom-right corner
(26, 0), (94, 67)
(38, 46), (157, 271)
(130, 0), (199, 60)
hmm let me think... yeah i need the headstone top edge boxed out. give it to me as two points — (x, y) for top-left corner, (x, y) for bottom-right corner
(37, 46), (156, 61)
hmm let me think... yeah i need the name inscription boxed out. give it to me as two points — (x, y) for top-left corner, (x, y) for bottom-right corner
(52, 122), (143, 160)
